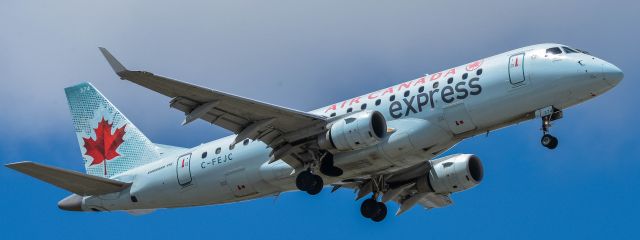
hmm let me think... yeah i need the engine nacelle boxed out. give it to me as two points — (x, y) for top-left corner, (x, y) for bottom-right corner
(421, 154), (484, 194)
(318, 110), (387, 152)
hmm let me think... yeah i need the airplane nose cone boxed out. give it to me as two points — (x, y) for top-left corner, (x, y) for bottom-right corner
(602, 62), (623, 86)
(58, 194), (83, 211)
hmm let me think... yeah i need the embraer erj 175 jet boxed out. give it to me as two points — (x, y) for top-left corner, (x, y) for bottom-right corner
(6, 43), (623, 222)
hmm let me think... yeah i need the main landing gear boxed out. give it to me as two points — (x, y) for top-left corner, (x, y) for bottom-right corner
(360, 196), (387, 222)
(295, 170), (323, 195)
(537, 106), (562, 150)
(295, 151), (343, 195)
(359, 176), (387, 222)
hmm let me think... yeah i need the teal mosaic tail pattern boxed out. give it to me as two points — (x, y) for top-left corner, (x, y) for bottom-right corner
(65, 82), (160, 178)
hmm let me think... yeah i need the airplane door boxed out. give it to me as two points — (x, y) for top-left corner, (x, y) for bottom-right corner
(225, 168), (257, 197)
(443, 101), (476, 134)
(508, 53), (525, 84)
(176, 154), (192, 186)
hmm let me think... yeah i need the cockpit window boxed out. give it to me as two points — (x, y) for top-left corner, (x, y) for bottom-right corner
(576, 48), (591, 55)
(562, 46), (578, 54)
(546, 47), (562, 55)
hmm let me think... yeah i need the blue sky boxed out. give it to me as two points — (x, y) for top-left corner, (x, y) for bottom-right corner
(1, 1), (639, 239)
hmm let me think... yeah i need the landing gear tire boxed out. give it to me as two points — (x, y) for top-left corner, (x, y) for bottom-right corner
(296, 170), (324, 195)
(360, 198), (387, 221)
(305, 175), (323, 195)
(319, 152), (343, 177)
(371, 202), (387, 222)
(295, 171), (313, 191)
(541, 134), (558, 149)
(360, 198), (379, 219)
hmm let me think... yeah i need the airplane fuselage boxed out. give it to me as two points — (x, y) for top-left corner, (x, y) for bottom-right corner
(80, 43), (621, 212)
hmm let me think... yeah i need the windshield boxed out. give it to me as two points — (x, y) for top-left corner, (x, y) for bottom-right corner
(562, 46), (579, 54)
(546, 47), (562, 55)
(575, 48), (591, 55)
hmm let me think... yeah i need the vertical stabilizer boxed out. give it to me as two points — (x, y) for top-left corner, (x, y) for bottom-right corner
(65, 82), (160, 178)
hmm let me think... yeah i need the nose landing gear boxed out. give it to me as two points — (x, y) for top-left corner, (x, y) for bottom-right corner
(537, 106), (562, 149)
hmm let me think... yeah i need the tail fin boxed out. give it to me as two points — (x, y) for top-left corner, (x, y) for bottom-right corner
(65, 82), (160, 178)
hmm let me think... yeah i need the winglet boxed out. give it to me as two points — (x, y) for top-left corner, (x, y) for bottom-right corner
(99, 47), (128, 74)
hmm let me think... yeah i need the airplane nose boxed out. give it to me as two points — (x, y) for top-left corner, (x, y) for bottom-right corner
(602, 61), (624, 86)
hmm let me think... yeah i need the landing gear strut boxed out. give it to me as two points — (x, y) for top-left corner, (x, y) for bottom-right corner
(295, 151), (342, 195)
(296, 170), (323, 195)
(359, 177), (387, 222)
(537, 106), (562, 149)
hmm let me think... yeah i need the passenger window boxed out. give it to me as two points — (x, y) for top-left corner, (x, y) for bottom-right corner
(375, 99), (381, 106)
(562, 47), (578, 54)
(403, 90), (410, 97)
(243, 139), (250, 146)
(432, 82), (439, 88)
(418, 86), (425, 93)
(476, 68), (483, 75)
(447, 77), (453, 84)
(360, 103), (367, 110)
(201, 152), (207, 159)
(389, 95), (395, 101)
(330, 112), (336, 117)
(347, 108), (353, 113)
(215, 147), (221, 154)
(546, 47), (562, 55)
(462, 73), (468, 80)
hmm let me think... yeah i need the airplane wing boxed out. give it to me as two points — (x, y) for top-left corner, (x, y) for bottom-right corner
(5, 161), (130, 196)
(99, 48), (328, 169)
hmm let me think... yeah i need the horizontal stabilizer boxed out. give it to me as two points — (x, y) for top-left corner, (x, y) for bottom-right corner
(5, 161), (130, 196)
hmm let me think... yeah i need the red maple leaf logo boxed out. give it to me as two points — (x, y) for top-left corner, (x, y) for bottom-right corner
(83, 117), (126, 176)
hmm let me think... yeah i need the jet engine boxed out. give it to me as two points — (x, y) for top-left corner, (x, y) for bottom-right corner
(416, 154), (484, 194)
(318, 110), (387, 152)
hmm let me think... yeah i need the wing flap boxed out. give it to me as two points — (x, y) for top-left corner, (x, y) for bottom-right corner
(6, 161), (130, 196)
(417, 193), (453, 209)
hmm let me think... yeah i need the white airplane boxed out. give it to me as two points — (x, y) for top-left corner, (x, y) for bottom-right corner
(6, 43), (623, 221)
